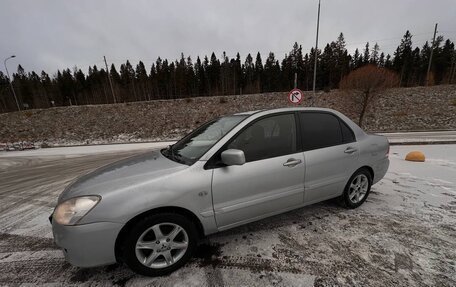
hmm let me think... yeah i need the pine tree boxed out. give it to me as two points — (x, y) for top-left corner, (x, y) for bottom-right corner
(209, 52), (221, 95)
(334, 33), (349, 85)
(203, 56), (210, 96)
(263, 52), (280, 92)
(385, 54), (393, 68)
(254, 52), (263, 93)
(74, 69), (87, 105)
(110, 64), (121, 102)
(320, 43), (334, 88)
(379, 52), (385, 67)
(371, 43), (380, 64)
(220, 52), (229, 95)
(194, 56), (205, 96)
(393, 30), (413, 86)
(233, 53), (242, 95)
(243, 53), (255, 94)
(352, 48), (361, 69)
(186, 56), (195, 96)
(136, 61), (149, 100)
(175, 53), (187, 97)
(363, 42), (370, 64)
(435, 38), (455, 83)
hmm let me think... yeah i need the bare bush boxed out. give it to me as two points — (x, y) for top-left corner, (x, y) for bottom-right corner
(340, 64), (399, 127)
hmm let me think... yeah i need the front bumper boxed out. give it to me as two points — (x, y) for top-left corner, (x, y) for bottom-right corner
(51, 218), (124, 267)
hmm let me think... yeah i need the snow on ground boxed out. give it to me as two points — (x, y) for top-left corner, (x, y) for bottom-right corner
(0, 144), (455, 286)
(0, 141), (174, 171)
(0, 141), (174, 158)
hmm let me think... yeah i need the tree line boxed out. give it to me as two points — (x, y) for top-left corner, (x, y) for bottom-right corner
(1, 30), (455, 113)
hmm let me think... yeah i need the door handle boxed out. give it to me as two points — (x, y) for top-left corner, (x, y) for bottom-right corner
(344, 147), (357, 154)
(283, 158), (302, 167)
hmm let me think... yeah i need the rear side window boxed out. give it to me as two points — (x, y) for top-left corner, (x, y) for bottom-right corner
(300, 112), (343, 151)
(227, 114), (297, 162)
(340, 120), (355, 143)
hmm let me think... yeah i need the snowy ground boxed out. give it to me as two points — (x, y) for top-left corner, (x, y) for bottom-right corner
(0, 144), (455, 286)
(0, 141), (174, 158)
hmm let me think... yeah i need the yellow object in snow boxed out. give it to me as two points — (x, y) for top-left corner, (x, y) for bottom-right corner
(405, 151), (425, 162)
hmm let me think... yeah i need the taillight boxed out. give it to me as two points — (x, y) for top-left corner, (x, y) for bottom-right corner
(386, 144), (390, 157)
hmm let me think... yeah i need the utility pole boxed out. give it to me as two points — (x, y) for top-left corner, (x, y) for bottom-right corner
(312, 0), (321, 104)
(3, 55), (20, 111)
(294, 72), (297, 88)
(104, 56), (116, 103)
(426, 23), (438, 86)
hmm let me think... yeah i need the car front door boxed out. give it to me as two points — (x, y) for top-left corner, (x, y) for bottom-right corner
(299, 112), (359, 203)
(210, 113), (305, 230)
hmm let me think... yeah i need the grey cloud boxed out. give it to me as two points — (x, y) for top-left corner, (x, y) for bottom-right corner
(1, 0), (455, 74)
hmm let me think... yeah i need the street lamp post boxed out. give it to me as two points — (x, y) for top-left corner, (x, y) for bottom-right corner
(3, 55), (20, 111)
(312, 0), (321, 99)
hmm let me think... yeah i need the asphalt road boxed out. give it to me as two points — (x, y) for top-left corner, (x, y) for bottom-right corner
(380, 130), (456, 144)
(0, 145), (455, 286)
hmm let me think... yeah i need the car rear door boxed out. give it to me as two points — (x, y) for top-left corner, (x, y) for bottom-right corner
(299, 112), (359, 203)
(210, 113), (305, 230)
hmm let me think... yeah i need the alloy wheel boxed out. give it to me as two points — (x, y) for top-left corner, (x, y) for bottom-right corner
(135, 222), (189, 269)
(348, 174), (369, 204)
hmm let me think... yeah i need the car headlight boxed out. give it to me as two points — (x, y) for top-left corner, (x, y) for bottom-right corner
(53, 196), (101, 225)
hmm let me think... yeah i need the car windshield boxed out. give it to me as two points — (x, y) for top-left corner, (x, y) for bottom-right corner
(162, 115), (247, 165)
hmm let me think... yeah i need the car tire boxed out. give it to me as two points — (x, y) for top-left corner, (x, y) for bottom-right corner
(341, 168), (372, 209)
(122, 213), (198, 276)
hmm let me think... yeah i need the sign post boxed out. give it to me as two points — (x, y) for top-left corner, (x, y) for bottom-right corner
(288, 89), (303, 105)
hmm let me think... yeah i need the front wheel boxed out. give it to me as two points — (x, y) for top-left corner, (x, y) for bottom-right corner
(122, 213), (197, 276)
(341, 168), (372, 208)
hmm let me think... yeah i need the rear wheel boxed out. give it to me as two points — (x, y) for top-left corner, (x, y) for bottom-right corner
(342, 168), (372, 208)
(122, 213), (197, 276)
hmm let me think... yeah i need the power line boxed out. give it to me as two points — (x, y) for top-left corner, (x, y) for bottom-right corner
(344, 32), (435, 47)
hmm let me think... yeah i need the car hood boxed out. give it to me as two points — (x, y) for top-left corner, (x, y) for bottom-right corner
(58, 150), (186, 202)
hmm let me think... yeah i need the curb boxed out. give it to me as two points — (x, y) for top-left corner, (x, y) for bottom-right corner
(389, 141), (456, 146)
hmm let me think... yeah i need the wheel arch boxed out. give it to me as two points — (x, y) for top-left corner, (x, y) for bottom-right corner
(114, 206), (205, 263)
(359, 165), (374, 181)
(344, 165), (374, 191)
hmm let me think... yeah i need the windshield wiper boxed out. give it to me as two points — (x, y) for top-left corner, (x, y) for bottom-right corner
(162, 145), (174, 160)
(172, 149), (189, 165)
(168, 144), (175, 159)
(163, 145), (187, 164)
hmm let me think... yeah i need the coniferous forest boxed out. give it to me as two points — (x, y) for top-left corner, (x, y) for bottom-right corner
(1, 31), (455, 113)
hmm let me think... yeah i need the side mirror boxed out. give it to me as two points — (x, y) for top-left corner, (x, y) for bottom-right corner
(221, 149), (246, 166)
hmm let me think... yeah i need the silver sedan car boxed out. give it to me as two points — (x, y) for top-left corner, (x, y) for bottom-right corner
(51, 107), (389, 276)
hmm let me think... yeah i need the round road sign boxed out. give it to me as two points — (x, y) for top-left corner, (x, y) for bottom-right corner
(288, 89), (303, 104)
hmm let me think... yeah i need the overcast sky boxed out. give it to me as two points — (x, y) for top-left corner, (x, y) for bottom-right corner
(1, 0), (455, 76)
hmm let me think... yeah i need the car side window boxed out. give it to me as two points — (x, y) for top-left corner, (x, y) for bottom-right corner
(227, 114), (297, 162)
(300, 112), (343, 151)
(340, 120), (355, 143)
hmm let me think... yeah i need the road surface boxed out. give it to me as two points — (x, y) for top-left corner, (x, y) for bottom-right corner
(379, 130), (456, 144)
(0, 144), (455, 286)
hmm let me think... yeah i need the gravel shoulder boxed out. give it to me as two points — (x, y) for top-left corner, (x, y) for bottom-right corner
(1, 85), (455, 147)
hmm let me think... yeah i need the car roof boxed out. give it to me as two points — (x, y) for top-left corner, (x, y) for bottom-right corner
(233, 107), (338, 116)
(232, 110), (263, 116)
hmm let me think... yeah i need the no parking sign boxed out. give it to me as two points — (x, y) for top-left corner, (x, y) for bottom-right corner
(288, 89), (303, 104)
